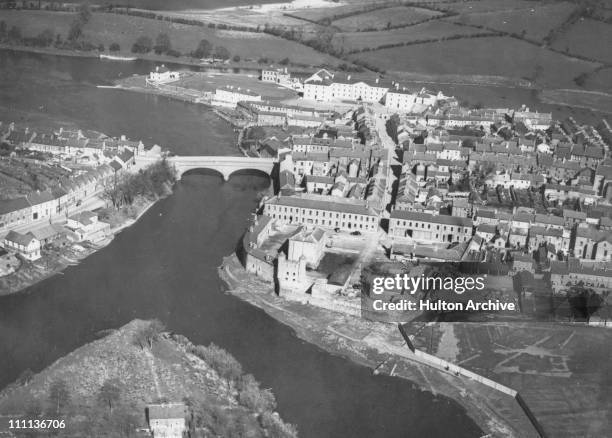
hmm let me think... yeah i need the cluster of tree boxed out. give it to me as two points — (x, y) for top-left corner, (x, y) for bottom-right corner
(67, 3), (92, 43)
(0, 21), (55, 48)
(182, 340), (298, 438)
(133, 319), (166, 350)
(385, 113), (401, 144)
(103, 159), (176, 209)
(190, 38), (231, 60)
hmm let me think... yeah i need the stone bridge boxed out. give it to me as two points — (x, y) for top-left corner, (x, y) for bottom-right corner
(136, 155), (276, 181)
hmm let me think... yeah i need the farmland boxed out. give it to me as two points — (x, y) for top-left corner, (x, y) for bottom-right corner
(441, 0), (549, 14)
(286, 3), (388, 24)
(58, 0), (282, 10)
(444, 323), (612, 437)
(0, 10), (341, 66)
(582, 67), (612, 93)
(331, 6), (442, 32)
(333, 20), (493, 52)
(551, 18), (612, 63)
(350, 36), (600, 88)
(448, 2), (578, 42)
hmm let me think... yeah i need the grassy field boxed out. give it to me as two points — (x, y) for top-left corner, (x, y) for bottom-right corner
(333, 20), (493, 51)
(540, 89), (612, 114)
(331, 6), (442, 32)
(176, 71), (295, 99)
(583, 67), (612, 93)
(552, 18), (612, 63)
(0, 10), (341, 66)
(65, 0), (281, 10)
(350, 36), (600, 88)
(441, 0), (546, 14)
(446, 323), (612, 438)
(449, 2), (578, 42)
(286, 3), (387, 23)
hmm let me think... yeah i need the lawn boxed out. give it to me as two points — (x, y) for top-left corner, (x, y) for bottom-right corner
(331, 6), (442, 32)
(449, 2), (578, 42)
(333, 20), (492, 52)
(551, 18), (612, 63)
(0, 10), (341, 66)
(350, 36), (600, 88)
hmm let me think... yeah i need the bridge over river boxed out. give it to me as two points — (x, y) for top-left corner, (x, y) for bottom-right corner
(136, 155), (276, 181)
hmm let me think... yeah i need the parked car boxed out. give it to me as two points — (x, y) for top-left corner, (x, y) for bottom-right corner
(350, 231), (361, 236)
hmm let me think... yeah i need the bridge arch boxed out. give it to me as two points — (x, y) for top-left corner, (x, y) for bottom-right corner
(178, 167), (228, 181)
(167, 156), (276, 182)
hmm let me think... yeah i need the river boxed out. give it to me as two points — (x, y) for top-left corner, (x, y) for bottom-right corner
(0, 51), (483, 437)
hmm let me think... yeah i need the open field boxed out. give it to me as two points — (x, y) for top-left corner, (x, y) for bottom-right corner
(333, 20), (494, 51)
(449, 2), (578, 42)
(60, 0), (282, 10)
(158, 7), (320, 30)
(551, 18), (612, 63)
(331, 6), (442, 32)
(286, 3), (388, 23)
(582, 67), (612, 93)
(539, 89), (612, 114)
(440, 0), (549, 14)
(350, 36), (601, 88)
(0, 10), (341, 66)
(442, 323), (612, 438)
(176, 71), (295, 99)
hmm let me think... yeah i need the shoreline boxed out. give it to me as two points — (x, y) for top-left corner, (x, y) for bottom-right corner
(0, 44), (291, 75)
(0, 195), (161, 297)
(217, 253), (538, 437)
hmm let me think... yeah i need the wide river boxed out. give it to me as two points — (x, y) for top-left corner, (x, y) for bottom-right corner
(0, 51), (485, 437)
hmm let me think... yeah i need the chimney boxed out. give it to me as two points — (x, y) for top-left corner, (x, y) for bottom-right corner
(375, 77), (379, 84)
(156, 66), (159, 72)
(347, 75), (351, 81)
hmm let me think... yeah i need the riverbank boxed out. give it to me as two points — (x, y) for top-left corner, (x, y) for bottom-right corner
(0, 194), (160, 297)
(0, 43), (311, 76)
(218, 253), (542, 437)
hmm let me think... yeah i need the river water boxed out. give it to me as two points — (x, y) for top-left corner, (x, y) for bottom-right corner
(0, 50), (485, 437)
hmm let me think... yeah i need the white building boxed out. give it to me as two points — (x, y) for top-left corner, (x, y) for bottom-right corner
(66, 211), (110, 243)
(148, 65), (180, 84)
(3, 230), (41, 261)
(147, 403), (186, 438)
(287, 227), (327, 267)
(261, 67), (291, 84)
(384, 87), (442, 112)
(263, 194), (379, 232)
(303, 74), (388, 103)
(213, 86), (262, 108)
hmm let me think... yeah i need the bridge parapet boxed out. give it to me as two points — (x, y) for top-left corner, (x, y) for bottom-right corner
(163, 155), (275, 181)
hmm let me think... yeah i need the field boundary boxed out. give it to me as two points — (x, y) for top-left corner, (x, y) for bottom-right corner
(399, 325), (548, 438)
(344, 31), (501, 55)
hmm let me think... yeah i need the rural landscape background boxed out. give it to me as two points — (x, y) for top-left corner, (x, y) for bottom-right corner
(1, 0), (611, 110)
